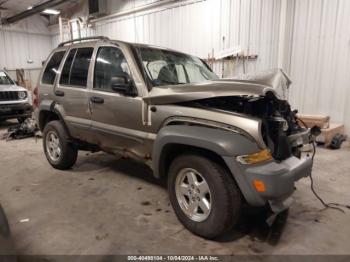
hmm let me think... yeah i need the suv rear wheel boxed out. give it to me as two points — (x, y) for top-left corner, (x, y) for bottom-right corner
(43, 120), (78, 170)
(168, 154), (241, 239)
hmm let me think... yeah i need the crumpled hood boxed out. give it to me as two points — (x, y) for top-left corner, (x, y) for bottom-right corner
(0, 84), (27, 92)
(144, 68), (291, 105)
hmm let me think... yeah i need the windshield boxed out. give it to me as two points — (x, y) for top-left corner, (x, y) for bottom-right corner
(0, 71), (14, 85)
(137, 47), (218, 87)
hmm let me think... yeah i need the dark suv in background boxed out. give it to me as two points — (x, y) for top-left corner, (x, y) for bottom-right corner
(34, 36), (314, 239)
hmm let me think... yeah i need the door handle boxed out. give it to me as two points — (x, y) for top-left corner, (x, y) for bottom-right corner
(54, 90), (64, 97)
(90, 96), (104, 104)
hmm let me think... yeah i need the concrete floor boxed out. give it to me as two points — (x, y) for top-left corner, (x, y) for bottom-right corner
(0, 120), (349, 255)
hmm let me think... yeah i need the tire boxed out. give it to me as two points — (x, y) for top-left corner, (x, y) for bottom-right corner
(168, 153), (241, 239)
(43, 120), (78, 170)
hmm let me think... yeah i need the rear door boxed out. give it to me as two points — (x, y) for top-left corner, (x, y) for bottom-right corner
(39, 49), (66, 106)
(54, 45), (94, 141)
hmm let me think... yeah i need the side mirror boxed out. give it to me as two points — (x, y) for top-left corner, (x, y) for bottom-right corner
(111, 76), (136, 96)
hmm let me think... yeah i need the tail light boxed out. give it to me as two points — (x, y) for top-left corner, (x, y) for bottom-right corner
(33, 86), (39, 108)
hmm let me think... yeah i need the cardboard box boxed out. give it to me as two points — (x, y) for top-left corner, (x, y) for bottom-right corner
(297, 114), (330, 129)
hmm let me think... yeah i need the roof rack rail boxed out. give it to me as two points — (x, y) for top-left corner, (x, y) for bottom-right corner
(58, 36), (110, 47)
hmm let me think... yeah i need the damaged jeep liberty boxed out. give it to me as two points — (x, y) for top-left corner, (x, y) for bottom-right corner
(35, 36), (314, 239)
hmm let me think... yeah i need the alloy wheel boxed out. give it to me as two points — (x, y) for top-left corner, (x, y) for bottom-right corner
(175, 168), (212, 222)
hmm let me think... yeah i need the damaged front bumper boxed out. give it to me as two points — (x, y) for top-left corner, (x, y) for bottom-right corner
(245, 154), (313, 200)
(223, 149), (313, 212)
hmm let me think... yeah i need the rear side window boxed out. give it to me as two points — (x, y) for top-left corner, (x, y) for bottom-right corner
(59, 48), (93, 87)
(60, 49), (77, 85)
(69, 48), (93, 87)
(42, 51), (65, 85)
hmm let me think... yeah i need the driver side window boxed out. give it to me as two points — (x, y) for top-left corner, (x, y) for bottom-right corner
(94, 47), (131, 92)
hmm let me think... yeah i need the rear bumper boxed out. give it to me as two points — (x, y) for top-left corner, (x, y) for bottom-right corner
(0, 103), (33, 120)
(224, 152), (313, 209)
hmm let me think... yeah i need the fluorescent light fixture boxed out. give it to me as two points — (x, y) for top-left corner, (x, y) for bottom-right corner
(42, 9), (61, 15)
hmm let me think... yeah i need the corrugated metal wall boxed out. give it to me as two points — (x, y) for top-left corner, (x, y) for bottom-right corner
(0, 16), (52, 87)
(106, 0), (162, 13)
(96, 0), (282, 77)
(288, 0), (350, 133)
(52, 0), (283, 77)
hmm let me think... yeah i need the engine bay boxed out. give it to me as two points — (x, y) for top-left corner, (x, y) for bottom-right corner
(184, 92), (309, 161)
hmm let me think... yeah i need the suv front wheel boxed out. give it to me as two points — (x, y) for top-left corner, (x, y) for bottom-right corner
(43, 120), (78, 170)
(168, 154), (241, 239)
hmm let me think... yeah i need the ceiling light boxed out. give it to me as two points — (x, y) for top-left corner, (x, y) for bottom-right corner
(27, 6), (33, 10)
(42, 9), (60, 15)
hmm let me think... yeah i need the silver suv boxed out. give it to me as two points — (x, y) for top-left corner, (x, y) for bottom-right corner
(0, 70), (32, 123)
(35, 36), (313, 239)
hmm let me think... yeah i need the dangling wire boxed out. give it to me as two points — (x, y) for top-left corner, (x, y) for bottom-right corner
(297, 117), (349, 213)
(309, 141), (346, 213)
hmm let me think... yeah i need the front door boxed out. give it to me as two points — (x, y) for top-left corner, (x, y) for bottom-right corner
(89, 46), (147, 159)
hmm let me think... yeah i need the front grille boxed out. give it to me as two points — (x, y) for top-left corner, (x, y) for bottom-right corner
(0, 91), (19, 101)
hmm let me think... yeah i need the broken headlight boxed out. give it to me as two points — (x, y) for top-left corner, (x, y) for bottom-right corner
(236, 149), (273, 165)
